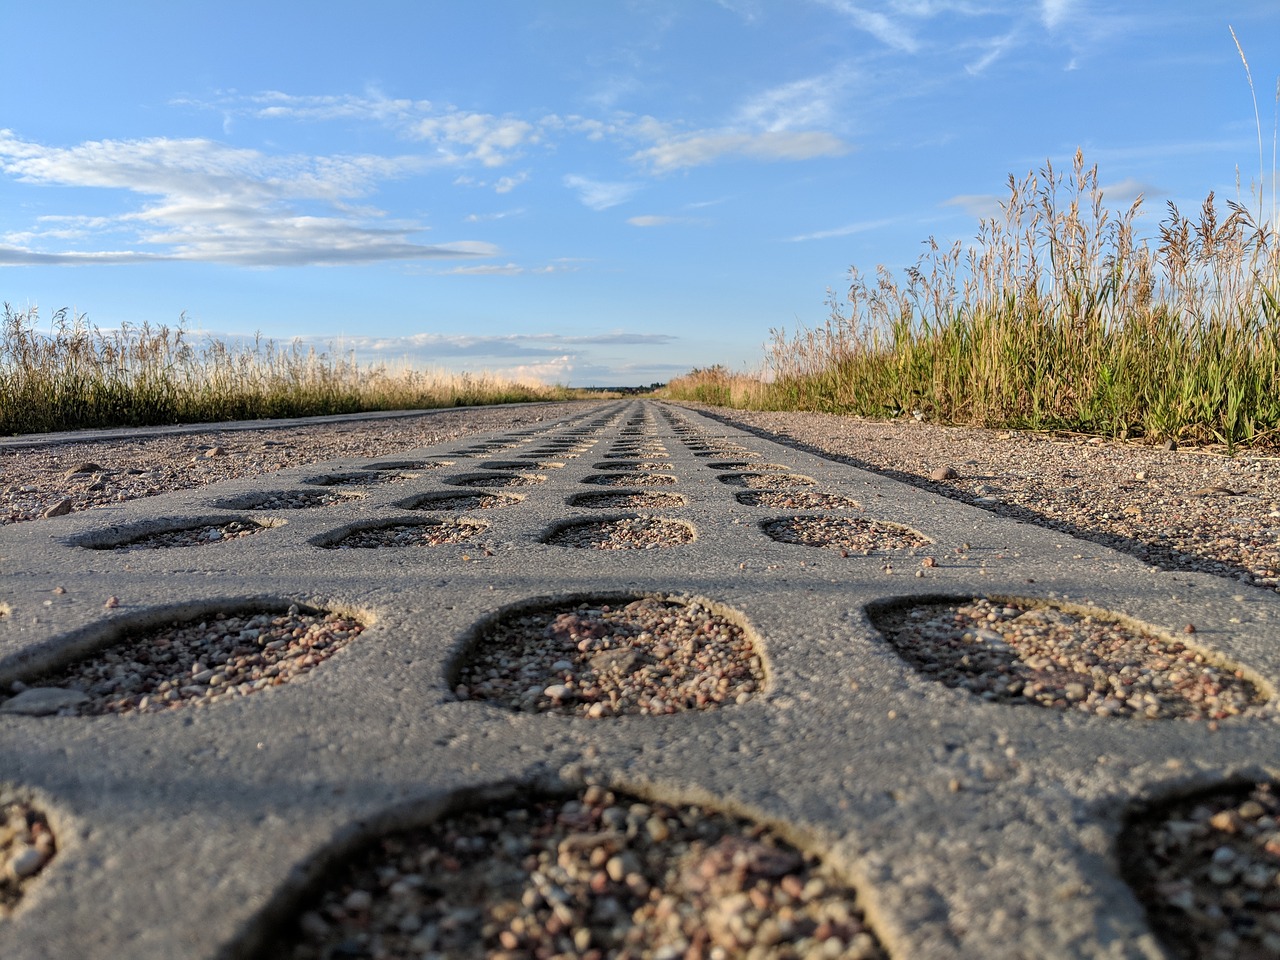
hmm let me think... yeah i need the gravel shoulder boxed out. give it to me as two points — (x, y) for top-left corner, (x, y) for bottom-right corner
(681, 405), (1280, 595)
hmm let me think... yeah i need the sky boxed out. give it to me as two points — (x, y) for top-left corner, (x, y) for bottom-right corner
(1, 1), (1277, 387)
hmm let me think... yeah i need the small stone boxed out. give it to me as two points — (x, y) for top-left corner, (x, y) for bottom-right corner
(204, 447), (226, 458)
(104, 596), (120, 609)
(342, 889), (373, 912)
(930, 466), (958, 481)
(7, 845), (46, 879)
(544, 684), (572, 701)
(0, 687), (90, 716)
(42, 498), (74, 519)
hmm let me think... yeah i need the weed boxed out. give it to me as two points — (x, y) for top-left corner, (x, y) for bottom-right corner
(0, 307), (575, 435)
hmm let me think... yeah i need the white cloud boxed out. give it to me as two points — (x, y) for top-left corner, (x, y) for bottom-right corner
(0, 130), (496, 267)
(634, 130), (850, 173)
(627, 214), (706, 227)
(940, 193), (1004, 219)
(563, 174), (641, 210)
(811, 0), (920, 53)
(182, 91), (542, 168)
(1041, 0), (1071, 29)
(735, 72), (851, 132)
(964, 30), (1019, 75)
(1099, 177), (1164, 204)
(628, 215), (679, 227)
(785, 217), (897, 241)
(464, 208), (525, 223)
(494, 172), (529, 193)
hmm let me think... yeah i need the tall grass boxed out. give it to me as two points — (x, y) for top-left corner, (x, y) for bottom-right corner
(0, 306), (575, 435)
(665, 150), (1280, 449)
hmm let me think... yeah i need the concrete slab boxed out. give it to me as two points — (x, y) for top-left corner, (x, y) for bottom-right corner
(1, 399), (1277, 958)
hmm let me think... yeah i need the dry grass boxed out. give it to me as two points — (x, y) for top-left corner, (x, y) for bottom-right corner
(665, 150), (1280, 449)
(0, 307), (576, 435)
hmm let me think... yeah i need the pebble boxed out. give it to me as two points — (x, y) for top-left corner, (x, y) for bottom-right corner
(0, 687), (91, 716)
(41, 498), (74, 519)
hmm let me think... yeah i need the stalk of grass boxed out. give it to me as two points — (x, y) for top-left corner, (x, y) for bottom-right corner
(0, 307), (577, 435)
(663, 150), (1280, 449)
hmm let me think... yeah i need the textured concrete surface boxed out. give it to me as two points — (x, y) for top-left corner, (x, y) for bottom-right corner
(1, 399), (1278, 958)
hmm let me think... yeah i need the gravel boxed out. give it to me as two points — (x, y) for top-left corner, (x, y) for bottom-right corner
(735, 491), (863, 511)
(0, 794), (56, 918)
(544, 517), (695, 550)
(568, 492), (689, 509)
(871, 596), (1268, 720)
(685, 406), (1280, 593)
(303, 472), (419, 487)
(761, 516), (931, 554)
(0, 605), (365, 716)
(87, 518), (274, 551)
(398, 493), (522, 511)
(323, 519), (488, 549)
(1122, 780), (1280, 960)
(717, 473), (816, 490)
(455, 597), (763, 717)
(0, 403), (586, 525)
(444, 473), (547, 488)
(213, 490), (362, 510)
(581, 473), (678, 487)
(263, 786), (886, 960)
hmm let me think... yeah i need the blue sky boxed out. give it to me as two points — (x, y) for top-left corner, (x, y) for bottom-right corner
(2, 2), (1276, 386)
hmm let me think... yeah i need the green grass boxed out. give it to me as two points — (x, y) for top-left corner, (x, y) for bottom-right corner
(662, 151), (1280, 450)
(0, 306), (579, 435)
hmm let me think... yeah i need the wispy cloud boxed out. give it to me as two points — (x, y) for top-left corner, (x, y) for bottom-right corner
(0, 130), (496, 267)
(563, 174), (641, 209)
(634, 130), (850, 173)
(964, 30), (1020, 75)
(811, 0), (920, 53)
(784, 217), (897, 241)
(182, 91), (543, 168)
(1041, 0), (1072, 29)
(627, 214), (704, 227)
(940, 192), (1004, 219)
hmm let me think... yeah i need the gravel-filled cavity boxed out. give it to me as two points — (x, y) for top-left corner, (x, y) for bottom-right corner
(213, 490), (361, 510)
(397, 493), (522, 511)
(568, 491), (688, 509)
(262, 786), (885, 960)
(870, 596), (1268, 719)
(359, 460), (451, 471)
(303, 472), (416, 487)
(1121, 781), (1280, 960)
(455, 596), (763, 716)
(0, 604), (365, 716)
(0, 793), (57, 918)
(737, 491), (863, 511)
(718, 473), (815, 489)
(707, 462), (793, 472)
(85, 518), (276, 550)
(322, 519), (487, 549)
(593, 461), (675, 471)
(444, 473), (547, 488)
(762, 516), (928, 554)
(544, 517), (694, 550)
(581, 473), (677, 487)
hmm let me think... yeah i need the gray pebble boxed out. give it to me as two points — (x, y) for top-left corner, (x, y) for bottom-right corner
(0, 687), (90, 716)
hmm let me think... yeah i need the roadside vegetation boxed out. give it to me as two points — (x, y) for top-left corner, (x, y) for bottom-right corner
(663, 149), (1280, 450)
(0, 305), (578, 435)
